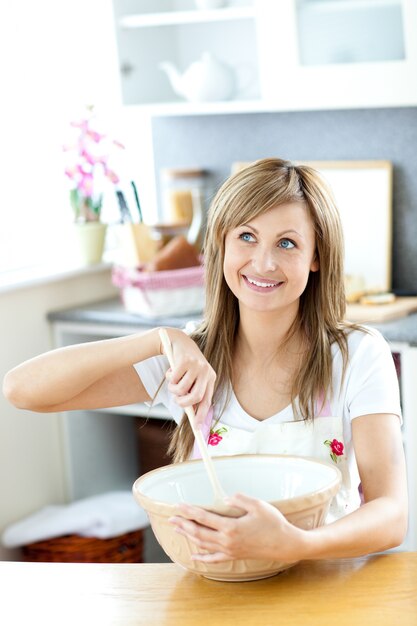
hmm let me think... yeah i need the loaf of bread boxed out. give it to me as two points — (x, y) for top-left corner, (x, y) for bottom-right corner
(145, 235), (201, 272)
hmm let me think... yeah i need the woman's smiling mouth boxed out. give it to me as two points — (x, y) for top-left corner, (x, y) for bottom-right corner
(242, 274), (283, 292)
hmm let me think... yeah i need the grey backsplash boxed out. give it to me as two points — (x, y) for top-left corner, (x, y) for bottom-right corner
(151, 107), (417, 294)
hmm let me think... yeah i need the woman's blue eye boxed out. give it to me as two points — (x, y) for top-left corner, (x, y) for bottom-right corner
(239, 232), (255, 242)
(279, 239), (295, 249)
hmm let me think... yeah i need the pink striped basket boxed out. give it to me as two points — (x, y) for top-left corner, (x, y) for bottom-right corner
(112, 264), (205, 318)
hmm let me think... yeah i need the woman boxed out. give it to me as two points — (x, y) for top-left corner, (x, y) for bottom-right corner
(3, 158), (407, 565)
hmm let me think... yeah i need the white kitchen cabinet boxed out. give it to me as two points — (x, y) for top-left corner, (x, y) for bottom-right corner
(112, 0), (261, 110)
(258, 0), (417, 111)
(49, 301), (417, 551)
(111, 0), (417, 114)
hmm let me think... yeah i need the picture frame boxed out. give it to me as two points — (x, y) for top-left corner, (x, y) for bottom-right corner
(300, 160), (393, 296)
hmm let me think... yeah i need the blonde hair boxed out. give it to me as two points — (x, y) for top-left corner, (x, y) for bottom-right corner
(169, 157), (356, 463)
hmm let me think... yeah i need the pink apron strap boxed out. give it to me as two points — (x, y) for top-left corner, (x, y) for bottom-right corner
(191, 406), (214, 460)
(316, 391), (332, 417)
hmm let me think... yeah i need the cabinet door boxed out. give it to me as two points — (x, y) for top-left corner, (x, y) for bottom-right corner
(113, 1), (260, 107)
(256, 0), (417, 110)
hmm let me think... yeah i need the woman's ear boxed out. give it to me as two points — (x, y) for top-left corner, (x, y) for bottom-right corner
(310, 255), (319, 272)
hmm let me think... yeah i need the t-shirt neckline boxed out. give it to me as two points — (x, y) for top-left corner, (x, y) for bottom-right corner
(230, 390), (294, 424)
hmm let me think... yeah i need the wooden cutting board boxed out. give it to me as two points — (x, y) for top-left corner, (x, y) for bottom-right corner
(346, 296), (417, 323)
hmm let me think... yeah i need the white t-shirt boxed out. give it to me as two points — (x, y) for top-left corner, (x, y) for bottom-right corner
(134, 326), (401, 428)
(134, 326), (401, 519)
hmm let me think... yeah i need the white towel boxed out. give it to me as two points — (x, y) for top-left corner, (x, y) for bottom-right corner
(2, 491), (149, 548)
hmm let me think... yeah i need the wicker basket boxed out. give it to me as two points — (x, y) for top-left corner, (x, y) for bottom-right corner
(22, 529), (144, 563)
(112, 264), (205, 318)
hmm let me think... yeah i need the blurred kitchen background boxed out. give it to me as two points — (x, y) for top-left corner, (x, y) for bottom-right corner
(1, 0), (417, 562)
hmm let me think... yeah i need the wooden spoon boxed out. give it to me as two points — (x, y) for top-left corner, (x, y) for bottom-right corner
(158, 329), (242, 516)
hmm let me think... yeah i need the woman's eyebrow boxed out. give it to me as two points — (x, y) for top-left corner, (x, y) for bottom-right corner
(238, 223), (303, 238)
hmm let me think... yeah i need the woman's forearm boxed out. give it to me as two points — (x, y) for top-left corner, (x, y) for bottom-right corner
(297, 496), (408, 560)
(3, 327), (163, 410)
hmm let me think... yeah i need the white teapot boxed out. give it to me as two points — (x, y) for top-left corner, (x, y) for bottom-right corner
(159, 52), (236, 102)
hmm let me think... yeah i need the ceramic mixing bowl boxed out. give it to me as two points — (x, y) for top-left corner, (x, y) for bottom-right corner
(132, 454), (341, 582)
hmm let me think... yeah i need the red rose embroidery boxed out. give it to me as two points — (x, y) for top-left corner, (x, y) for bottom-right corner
(208, 433), (222, 446)
(324, 438), (344, 463)
(208, 426), (227, 447)
(330, 439), (344, 456)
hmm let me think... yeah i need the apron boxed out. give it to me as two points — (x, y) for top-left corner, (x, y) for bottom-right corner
(191, 397), (360, 521)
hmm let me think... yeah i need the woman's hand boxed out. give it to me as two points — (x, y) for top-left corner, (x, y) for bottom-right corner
(168, 493), (305, 563)
(162, 328), (216, 426)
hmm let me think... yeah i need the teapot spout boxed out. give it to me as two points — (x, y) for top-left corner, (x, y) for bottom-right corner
(159, 61), (184, 98)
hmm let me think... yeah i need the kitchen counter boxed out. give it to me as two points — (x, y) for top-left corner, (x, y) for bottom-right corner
(369, 313), (417, 346)
(47, 297), (199, 330)
(48, 297), (417, 345)
(2, 554), (417, 626)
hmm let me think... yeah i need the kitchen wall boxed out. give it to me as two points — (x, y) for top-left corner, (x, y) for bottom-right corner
(151, 106), (417, 294)
(0, 269), (118, 560)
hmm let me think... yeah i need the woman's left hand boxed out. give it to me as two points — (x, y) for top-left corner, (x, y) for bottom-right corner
(168, 493), (305, 563)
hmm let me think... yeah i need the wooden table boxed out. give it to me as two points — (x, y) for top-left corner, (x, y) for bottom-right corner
(2, 554), (417, 626)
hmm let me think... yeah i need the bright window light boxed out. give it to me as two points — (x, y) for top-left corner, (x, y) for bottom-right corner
(0, 0), (123, 274)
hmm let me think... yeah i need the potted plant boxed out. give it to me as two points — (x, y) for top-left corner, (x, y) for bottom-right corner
(63, 106), (124, 264)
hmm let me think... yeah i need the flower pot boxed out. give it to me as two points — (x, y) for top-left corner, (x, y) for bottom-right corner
(74, 222), (107, 265)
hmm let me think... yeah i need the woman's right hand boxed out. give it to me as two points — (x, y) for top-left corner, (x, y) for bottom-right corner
(162, 328), (216, 427)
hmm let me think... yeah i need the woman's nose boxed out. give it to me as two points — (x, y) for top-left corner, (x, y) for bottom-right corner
(252, 246), (278, 274)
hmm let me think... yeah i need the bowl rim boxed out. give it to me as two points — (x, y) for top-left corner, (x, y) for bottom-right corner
(132, 453), (342, 517)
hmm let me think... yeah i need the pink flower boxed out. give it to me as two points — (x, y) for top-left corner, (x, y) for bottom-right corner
(64, 166), (77, 180)
(104, 167), (120, 185)
(64, 106), (124, 222)
(330, 439), (344, 456)
(86, 129), (105, 143)
(208, 433), (222, 446)
(112, 139), (125, 150)
(70, 119), (88, 131)
(78, 172), (94, 196)
(208, 426), (227, 447)
(80, 148), (101, 166)
(324, 438), (344, 463)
